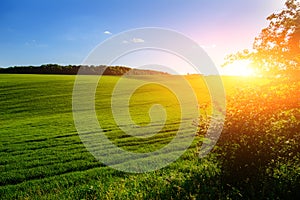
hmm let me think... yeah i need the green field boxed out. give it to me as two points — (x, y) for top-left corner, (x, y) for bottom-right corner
(1, 74), (299, 199)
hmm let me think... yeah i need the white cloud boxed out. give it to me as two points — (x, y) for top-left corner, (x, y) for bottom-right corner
(103, 31), (112, 35)
(25, 40), (48, 48)
(121, 38), (145, 44)
(131, 38), (145, 43)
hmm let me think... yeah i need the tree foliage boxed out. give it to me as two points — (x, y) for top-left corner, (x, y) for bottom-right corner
(0, 64), (169, 76)
(224, 0), (300, 76)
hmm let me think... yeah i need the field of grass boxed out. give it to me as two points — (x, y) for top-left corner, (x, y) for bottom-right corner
(0, 74), (299, 199)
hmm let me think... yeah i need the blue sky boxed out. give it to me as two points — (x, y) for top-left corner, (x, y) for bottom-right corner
(0, 0), (284, 73)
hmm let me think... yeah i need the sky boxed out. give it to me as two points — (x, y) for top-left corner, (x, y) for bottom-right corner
(0, 0), (285, 74)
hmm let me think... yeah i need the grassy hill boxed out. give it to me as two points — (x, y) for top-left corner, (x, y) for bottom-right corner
(0, 74), (299, 199)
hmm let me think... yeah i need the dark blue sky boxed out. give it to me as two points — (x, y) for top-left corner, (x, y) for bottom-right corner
(0, 0), (284, 73)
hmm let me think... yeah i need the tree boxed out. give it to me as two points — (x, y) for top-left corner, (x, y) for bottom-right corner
(224, 0), (300, 77)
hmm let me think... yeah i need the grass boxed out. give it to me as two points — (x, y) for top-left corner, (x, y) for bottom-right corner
(1, 74), (297, 199)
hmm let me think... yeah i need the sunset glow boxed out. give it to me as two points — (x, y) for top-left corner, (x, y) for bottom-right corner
(222, 60), (256, 76)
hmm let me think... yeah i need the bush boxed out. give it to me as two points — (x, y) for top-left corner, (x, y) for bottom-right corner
(197, 80), (300, 199)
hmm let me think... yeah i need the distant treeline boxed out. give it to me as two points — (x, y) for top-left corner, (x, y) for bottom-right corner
(0, 64), (169, 75)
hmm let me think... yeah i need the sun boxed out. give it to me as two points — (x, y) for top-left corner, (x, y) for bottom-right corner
(223, 60), (256, 76)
